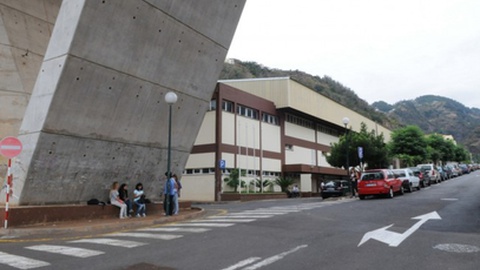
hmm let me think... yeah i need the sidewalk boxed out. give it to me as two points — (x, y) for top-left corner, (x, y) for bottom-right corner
(0, 207), (205, 241)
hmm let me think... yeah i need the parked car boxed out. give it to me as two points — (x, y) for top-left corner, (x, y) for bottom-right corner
(442, 165), (453, 179)
(417, 164), (440, 184)
(358, 169), (403, 200)
(459, 164), (470, 174)
(393, 168), (421, 192)
(321, 180), (350, 199)
(437, 166), (448, 181)
(409, 167), (429, 187)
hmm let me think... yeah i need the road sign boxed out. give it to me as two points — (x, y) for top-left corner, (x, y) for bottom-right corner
(219, 159), (226, 169)
(0, 136), (23, 158)
(358, 147), (363, 159)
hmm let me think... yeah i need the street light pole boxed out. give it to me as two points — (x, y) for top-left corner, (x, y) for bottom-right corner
(165, 92), (178, 178)
(342, 117), (351, 194)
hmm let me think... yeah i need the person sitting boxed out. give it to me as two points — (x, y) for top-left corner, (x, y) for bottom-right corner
(133, 183), (146, 217)
(110, 181), (127, 219)
(292, 185), (300, 198)
(118, 183), (133, 217)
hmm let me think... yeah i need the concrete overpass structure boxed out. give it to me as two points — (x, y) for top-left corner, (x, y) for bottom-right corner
(0, 0), (245, 205)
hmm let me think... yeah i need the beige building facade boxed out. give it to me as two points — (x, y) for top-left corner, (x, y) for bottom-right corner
(181, 78), (392, 202)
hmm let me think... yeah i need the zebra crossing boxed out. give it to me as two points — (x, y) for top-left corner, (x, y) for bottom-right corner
(0, 201), (346, 269)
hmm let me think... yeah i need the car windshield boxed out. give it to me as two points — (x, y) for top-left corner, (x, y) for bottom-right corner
(420, 166), (431, 171)
(394, 170), (406, 177)
(361, 172), (383, 180)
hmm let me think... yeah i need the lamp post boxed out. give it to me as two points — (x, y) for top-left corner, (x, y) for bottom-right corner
(165, 91), (178, 183)
(342, 117), (351, 195)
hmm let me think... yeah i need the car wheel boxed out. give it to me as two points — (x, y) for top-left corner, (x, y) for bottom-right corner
(417, 184), (421, 191)
(359, 195), (365, 200)
(399, 186), (405, 195)
(409, 183), (414, 193)
(387, 188), (394, 198)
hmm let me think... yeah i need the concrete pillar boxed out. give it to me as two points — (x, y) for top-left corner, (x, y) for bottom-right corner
(4, 0), (245, 205)
(300, 174), (312, 192)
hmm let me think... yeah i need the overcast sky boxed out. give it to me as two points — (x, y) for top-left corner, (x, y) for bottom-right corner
(226, 0), (480, 109)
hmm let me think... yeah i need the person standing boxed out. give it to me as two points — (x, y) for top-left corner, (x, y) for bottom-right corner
(163, 173), (175, 216)
(118, 183), (133, 217)
(172, 174), (181, 215)
(110, 181), (127, 219)
(133, 183), (146, 217)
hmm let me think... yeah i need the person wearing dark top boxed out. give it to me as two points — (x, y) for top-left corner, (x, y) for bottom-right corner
(118, 183), (133, 217)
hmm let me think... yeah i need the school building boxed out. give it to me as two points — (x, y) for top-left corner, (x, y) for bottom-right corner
(180, 77), (392, 201)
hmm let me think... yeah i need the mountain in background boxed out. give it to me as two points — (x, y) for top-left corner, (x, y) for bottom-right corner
(372, 96), (480, 155)
(220, 59), (479, 155)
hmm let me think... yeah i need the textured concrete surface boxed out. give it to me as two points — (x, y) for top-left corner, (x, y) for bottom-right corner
(0, 0), (245, 205)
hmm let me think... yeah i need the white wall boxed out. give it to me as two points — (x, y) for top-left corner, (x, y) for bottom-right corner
(285, 122), (315, 142)
(181, 174), (215, 201)
(285, 146), (316, 165)
(222, 112), (235, 145)
(194, 111), (216, 145)
(261, 123), (281, 153)
(185, 153), (214, 168)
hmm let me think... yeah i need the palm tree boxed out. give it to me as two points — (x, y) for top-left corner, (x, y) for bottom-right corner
(274, 176), (295, 192)
(251, 179), (272, 192)
(223, 168), (245, 192)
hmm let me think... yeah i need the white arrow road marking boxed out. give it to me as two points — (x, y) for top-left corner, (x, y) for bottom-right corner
(25, 245), (104, 258)
(358, 211), (441, 247)
(0, 251), (50, 269)
(69, 238), (147, 248)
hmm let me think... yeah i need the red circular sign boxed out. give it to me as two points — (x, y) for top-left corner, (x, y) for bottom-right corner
(0, 136), (23, 158)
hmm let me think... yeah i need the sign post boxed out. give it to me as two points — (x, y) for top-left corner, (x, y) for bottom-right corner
(0, 136), (23, 229)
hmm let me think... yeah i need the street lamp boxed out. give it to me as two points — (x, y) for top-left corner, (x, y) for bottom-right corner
(165, 91), (178, 180)
(342, 117), (351, 195)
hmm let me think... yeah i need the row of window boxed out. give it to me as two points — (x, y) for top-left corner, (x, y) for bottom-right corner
(208, 99), (279, 125)
(286, 113), (340, 136)
(183, 168), (280, 177)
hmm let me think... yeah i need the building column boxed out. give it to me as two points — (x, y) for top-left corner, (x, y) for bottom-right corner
(300, 174), (312, 192)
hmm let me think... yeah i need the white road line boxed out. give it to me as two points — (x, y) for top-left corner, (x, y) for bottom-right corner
(220, 257), (261, 270)
(136, 227), (211, 233)
(173, 223), (234, 227)
(25, 245), (104, 258)
(0, 251), (50, 269)
(190, 219), (256, 223)
(108, 232), (182, 240)
(254, 209), (299, 212)
(237, 212), (287, 215)
(242, 245), (308, 270)
(209, 215), (273, 219)
(69, 238), (147, 248)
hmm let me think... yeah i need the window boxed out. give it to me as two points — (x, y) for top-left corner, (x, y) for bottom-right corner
(317, 123), (339, 136)
(208, 99), (217, 111)
(286, 114), (313, 129)
(222, 100), (233, 113)
(237, 105), (258, 120)
(262, 113), (279, 125)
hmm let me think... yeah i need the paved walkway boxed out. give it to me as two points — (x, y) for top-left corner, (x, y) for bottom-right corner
(0, 208), (205, 241)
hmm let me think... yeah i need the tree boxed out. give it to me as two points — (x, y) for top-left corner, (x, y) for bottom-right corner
(251, 179), (272, 192)
(274, 177), (295, 192)
(453, 145), (469, 162)
(223, 168), (245, 192)
(327, 122), (389, 170)
(388, 125), (427, 166)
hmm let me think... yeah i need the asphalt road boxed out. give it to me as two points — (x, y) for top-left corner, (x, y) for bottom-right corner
(1, 171), (479, 270)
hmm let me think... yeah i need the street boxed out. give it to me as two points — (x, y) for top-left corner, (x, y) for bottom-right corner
(1, 171), (480, 270)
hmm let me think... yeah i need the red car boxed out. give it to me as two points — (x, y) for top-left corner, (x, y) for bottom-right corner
(358, 169), (404, 200)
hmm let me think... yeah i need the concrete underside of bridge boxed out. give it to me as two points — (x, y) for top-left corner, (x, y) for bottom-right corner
(0, 0), (245, 205)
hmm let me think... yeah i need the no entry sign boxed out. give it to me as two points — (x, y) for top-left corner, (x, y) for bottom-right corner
(0, 136), (23, 158)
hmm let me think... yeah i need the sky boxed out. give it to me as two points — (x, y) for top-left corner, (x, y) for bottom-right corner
(226, 0), (480, 109)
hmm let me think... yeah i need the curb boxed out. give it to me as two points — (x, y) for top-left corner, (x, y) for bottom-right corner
(0, 207), (206, 241)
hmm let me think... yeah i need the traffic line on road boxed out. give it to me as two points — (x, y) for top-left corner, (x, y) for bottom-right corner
(108, 232), (183, 240)
(69, 238), (147, 248)
(25, 245), (104, 258)
(136, 227), (211, 233)
(0, 251), (50, 269)
(220, 257), (261, 270)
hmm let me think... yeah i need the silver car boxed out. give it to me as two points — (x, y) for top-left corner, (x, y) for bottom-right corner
(394, 168), (421, 192)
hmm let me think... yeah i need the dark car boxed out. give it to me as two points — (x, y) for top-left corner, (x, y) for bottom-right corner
(321, 180), (350, 199)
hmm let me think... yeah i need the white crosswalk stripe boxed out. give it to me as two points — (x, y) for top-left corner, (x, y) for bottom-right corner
(173, 222), (235, 227)
(0, 251), (50, 269)
(136, 227), (211, 233)
(25, 245), (104, 258)
(69, 238), (147, 248)
(189, 219), (256, 223)
(208, 215), (273, 219)
(108, 232), (182, 240)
